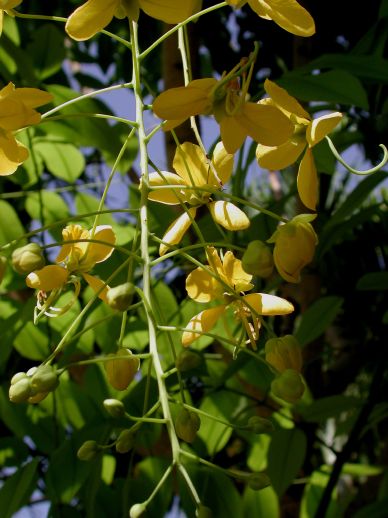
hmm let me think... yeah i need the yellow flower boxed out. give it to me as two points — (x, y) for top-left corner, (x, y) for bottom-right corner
(268, 214), (318, 283)
(227, 0), (315, 37)
(0, 0), (22, 35)
(26, 225), (116, 316)
(0, 82), (52, 176)
(182, 247), (294, 347)
(153, 60), (294, 154)
(147, 142), (250, 255)
(65, 0), (201, 41)
(256, 79), (342, 210)
(265, 334), (303, 373)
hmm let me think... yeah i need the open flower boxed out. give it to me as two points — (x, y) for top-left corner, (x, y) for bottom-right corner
(256, 79), (342, 210)
(227, 0), (315, 37)
(0, 0), (22, 34)
(147, 142), (250, 255)
(153, 57), (293, 154)
(268, 214), (318, 283)
(26, 224), (116, 318)
(182, 247), (294, 348)
(0, 82), (52, 176)
(65, 0), (201, 41)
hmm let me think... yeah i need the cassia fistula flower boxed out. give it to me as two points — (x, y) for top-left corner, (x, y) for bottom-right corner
(256, 79), (342, 210)
(182, 247), (294, 348)
(268, 214), (318, 283)
(0, 82), (52, 176)
(147, 142), (250, 255)
(65, 0), (201, 41)
(153, 56), (293, 154)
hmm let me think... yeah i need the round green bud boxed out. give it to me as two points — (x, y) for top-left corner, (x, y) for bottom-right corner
(0, 255), (7, 284)
(11, 243), (45, 275)
(196, 505), (213, 518)
(242, 240), (274, 278)
(77, 440), (100, 461)
(106, 282), (135, 311)
(271, 369), (305, 404)
(103, 398), (125, 418)
(9, 377), (32, 404)
(247, 472), (271, 490)
(246, 416), (275, 434)
(129, 503), (146, 518)
(30, 365), (59, 393)
(175, 409), (201, 443)
(115, 429), (135, 454)
(10, 371), (28, 385)
(175, 350), (203, 372)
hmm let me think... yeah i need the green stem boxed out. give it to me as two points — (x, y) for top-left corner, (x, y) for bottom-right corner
(326, 136), (388, 175)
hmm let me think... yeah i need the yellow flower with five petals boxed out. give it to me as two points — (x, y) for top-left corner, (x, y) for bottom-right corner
(0, 82), (52, 176)
(227, 0), (315, 37)
(65, 0), (201, 41)
(153, 57), (294, 154)
(182, 247), (294, 348)
(147, 142), (250, 256)
(256, 79), (342, 210)
(26, 225), (116, 317)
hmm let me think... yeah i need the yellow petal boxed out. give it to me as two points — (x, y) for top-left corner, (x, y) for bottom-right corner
(148, 171), (187, 205)
(182, 305), (226, 347)
(223, 251), (253, 292)
(140, 0), (200, 23)
(186, 267), (220, 303)
(26, 265), (69, 291)
(263, 79), (310, 120)
(0, 134), (28, 175)
(159, 207), (197, 256)
(65, 0), (120, 41)
(86, 225), (116, 264)
(205, 247), (224, 277)
(153, 78), (217, 121)
(0, 98), (39, 131)
(243, 292), (294, 315)
(208, 201), (250, 231)
(297, 149), (318, 211)
(9, 87), (53, 109)
(248, 0), (315, 37)
(237, 102), (294, 147)
(173, 142), (210, 187)
(220, 115), (247, 154)
(256, 136), (306, 171)
(82, 272), (109, 302)
(211, 141), (234, 185)
(306, 112), (343, 147)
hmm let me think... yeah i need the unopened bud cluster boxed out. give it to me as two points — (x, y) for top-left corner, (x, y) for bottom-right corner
(9, 364), (59, 404)
(11, 243), (45, 275)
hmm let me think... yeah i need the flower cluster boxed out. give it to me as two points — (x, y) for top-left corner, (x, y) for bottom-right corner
(0, 82), (52, 176)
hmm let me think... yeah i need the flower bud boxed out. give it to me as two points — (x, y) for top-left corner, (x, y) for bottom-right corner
(246, 416), (274, 434)
(11, 243), (45, 275)
(175, 350), (203, 372)
(268, 214), (318, 283)
(265, 335), (303, 373)
(175, 408), (201, 443)
(104, 349), (140, 391)
(30, 364), (59, 393)
(271, 369), (305, 404)
(106, 282), (134, 311)
(28, 392), (49, 404)
(77, 440), (100, 461)
(116, 429), (135, 454)
(129, 503), (146, 518)
(247, 472), (271, 490)
(0, 255), (7, 284)
(9, 376), (32, 404)
(242, 240), (274, 278)
(196, 505), (213, 518)
(10, 371), (28, 385)
(103, 398), (125, 418)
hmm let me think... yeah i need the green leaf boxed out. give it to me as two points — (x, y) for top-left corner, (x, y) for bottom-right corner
(295, 296), (344, 346)
(354, 498), (388, 518)
(13, 321), (50, 361)
(25, 190), (70, 226)
(356, 271), (388, 290)
(279, 70), (369, 109)
(298, 395), (362, 423)
(300, 468), (342, 518)
(26, 24), (66, 79)
(0, 200), (26, 247)
(0, 437), (29, 468)
(35, 141), (85, 182)
(267, 427), (307, 496)
(0, 458), (39, 518)
(243, 486), (279, 518)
